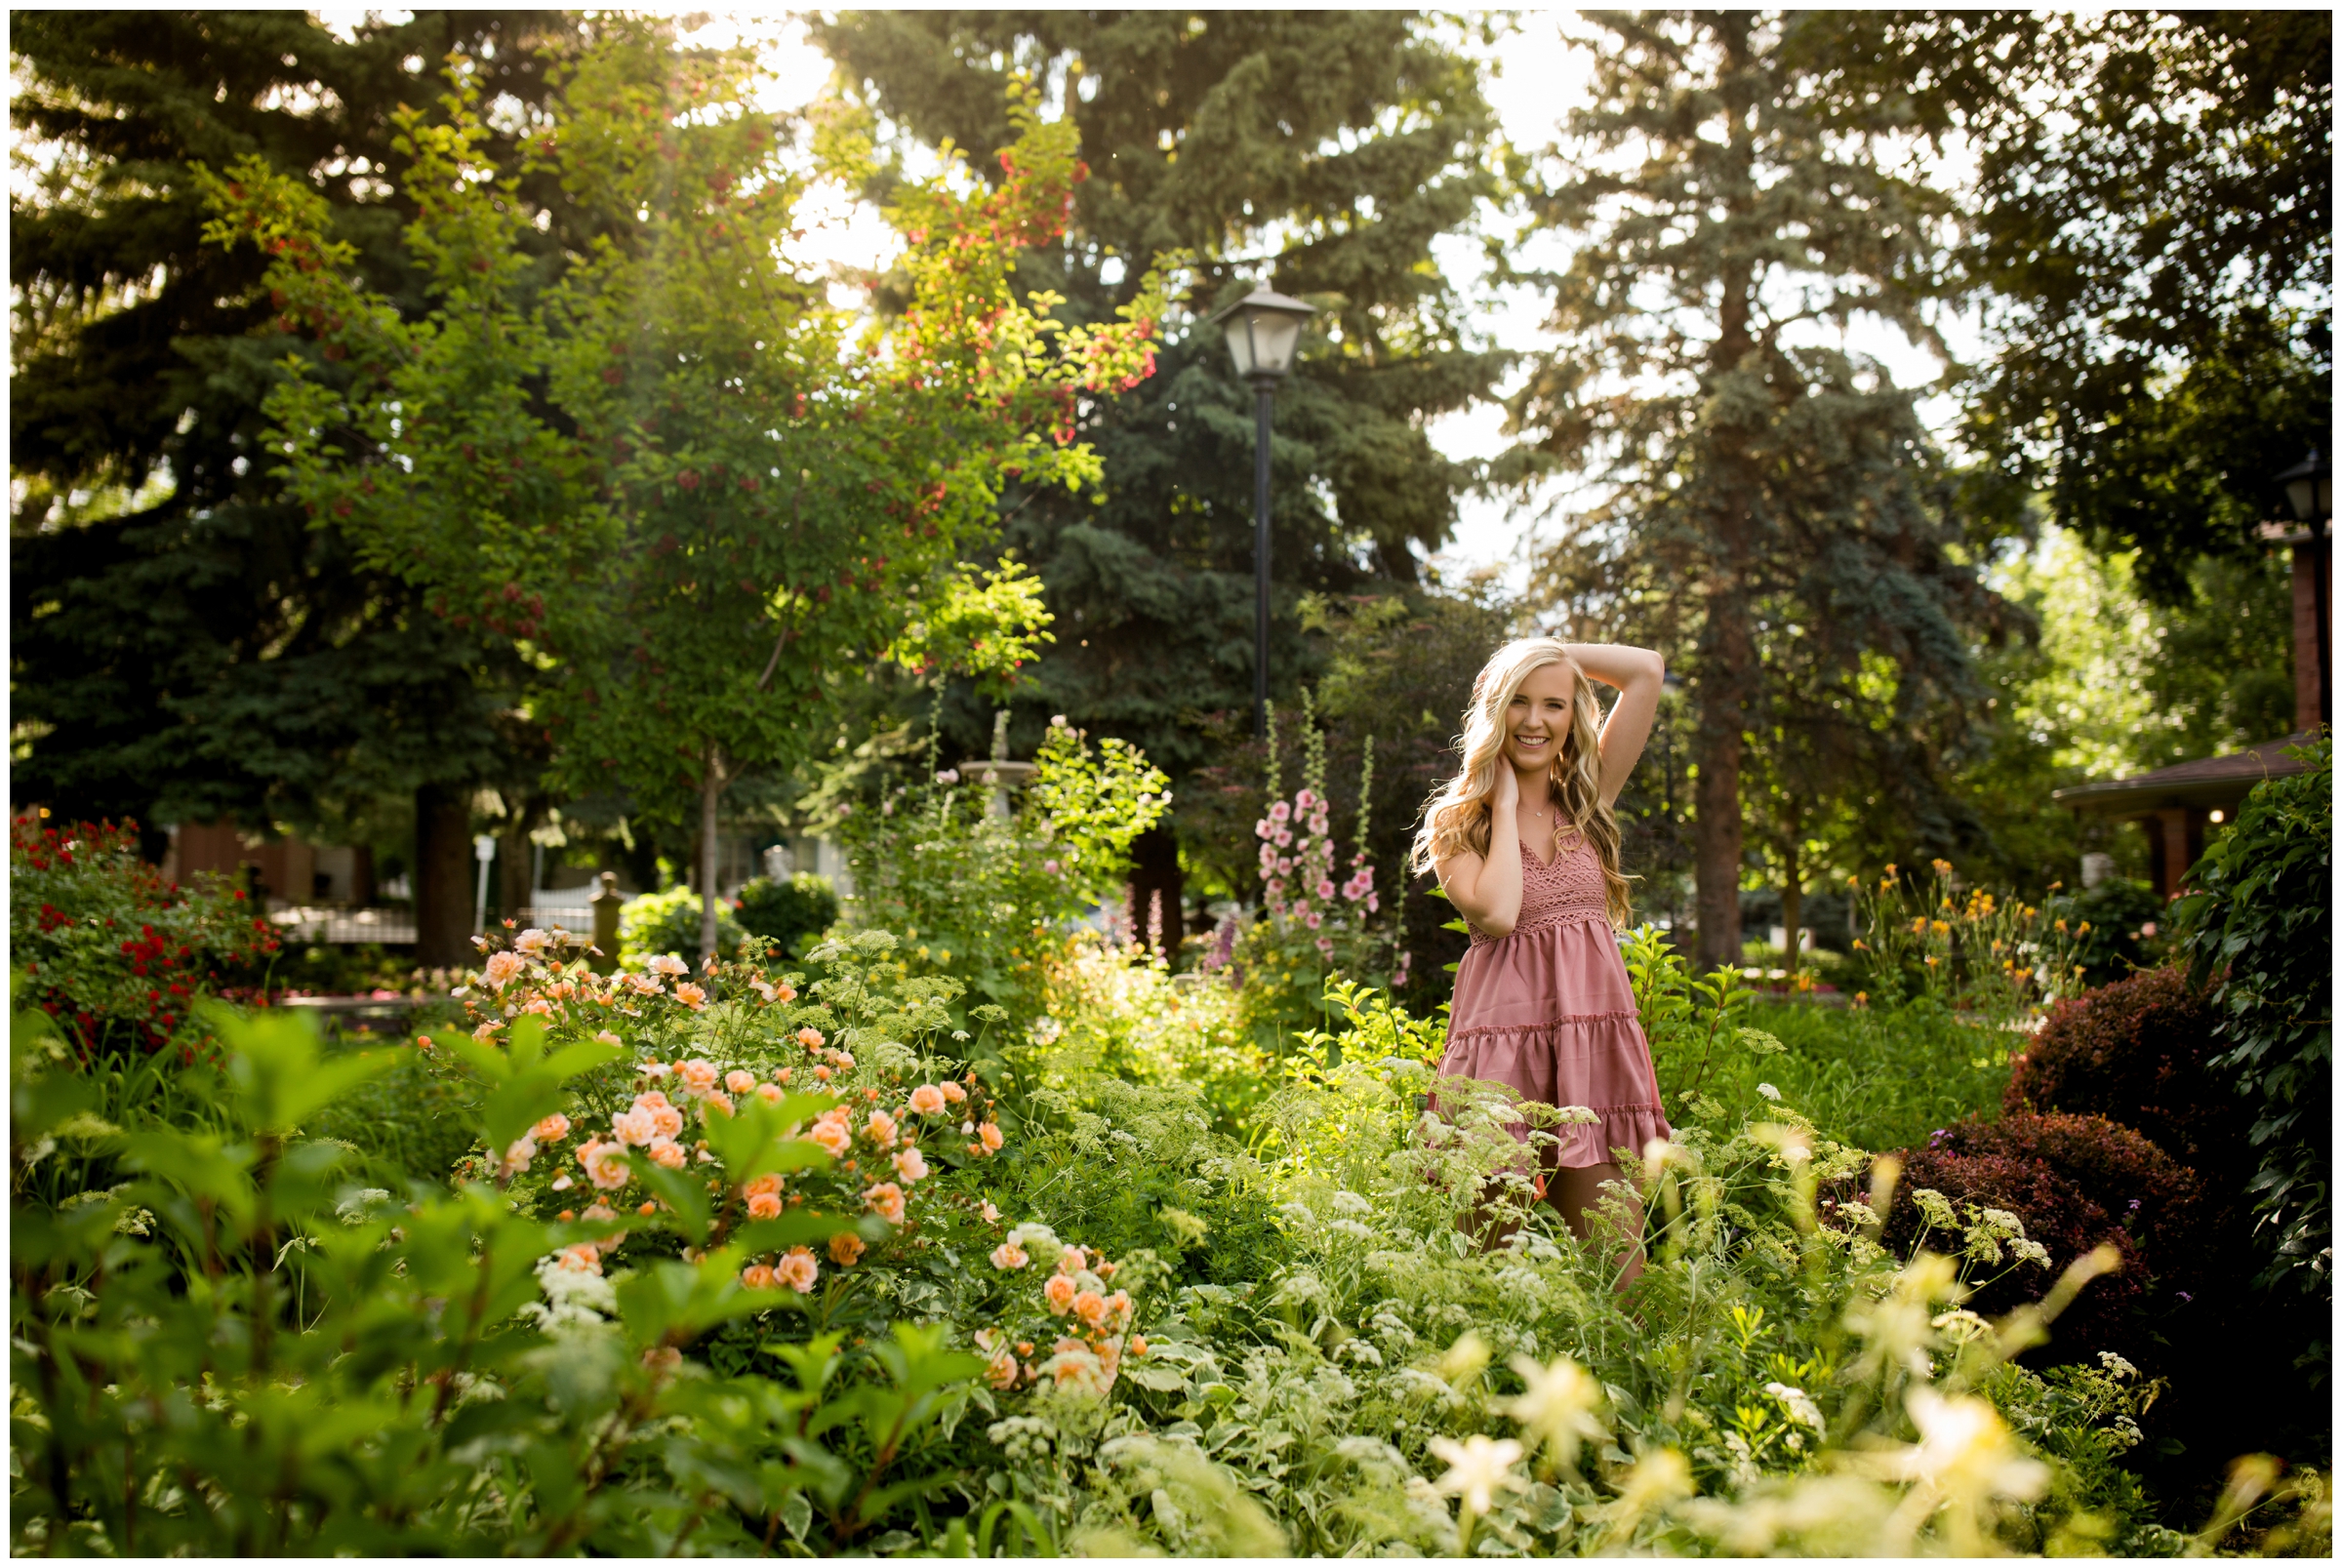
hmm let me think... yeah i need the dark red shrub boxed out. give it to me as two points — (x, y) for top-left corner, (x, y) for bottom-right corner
(2003, 966), (2249, 1188)
(1922, 1113), (2206, 1295)
(1878, 1137), (2147, 1366)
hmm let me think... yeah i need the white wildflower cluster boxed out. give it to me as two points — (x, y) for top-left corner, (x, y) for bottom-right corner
(521, 1252), (618, 1335)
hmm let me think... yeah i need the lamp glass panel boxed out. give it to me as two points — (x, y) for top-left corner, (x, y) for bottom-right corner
(2288, 477), (2317, 521)
(1220, 315), (1258, 378)
(1244, 309), (1304, 378)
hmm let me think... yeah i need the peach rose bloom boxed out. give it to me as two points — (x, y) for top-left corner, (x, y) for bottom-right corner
(677, 1058), (720, 1095)
(941, 1081), (968, 1104)
(633, 1089), (672, 1111)
(776, 1247), (820, 1293)
(743, 1173), (783, 1197)
(700, 1091), (735, 1119)
(521, 997), (554, 1017)
(989, 1240), (1030, 1270)
(585, 1143), (632, 1191)
(828, 1232), (866, 1266)
(796, 1026), (825, 1050)
(981, 1200), (1001, 1224)
(810, 1118), (852, 1158)
(513, 928), (550, 957)
(673, 982), (707, 1011)
(985, 1350), (1019, 1390)
(483, 950), (525, 990)
(1043, 1273), (1077, 1314)
(832, 1052), (856, 1071)
(892, 1146), (929, 1185)
(610, 1108), (656, 1147)
(1072, 1290), (1108, 1328)
(556, 1243), (602, 1274)
(647, 954), (688, 978)
(646, 1137), (687, 1170)
(741, 1263), (777, 1290)
(725, 1068), (757, 1095)
(1107, 1289), (1133, 1328)
(978, 1121), (1004, 1153)
(774, 982), (797, 1003)
(908, 1084), (948, 1116)
(746, 1190), (784, 1221)
(531, 1112), (572, 1143)
(504, 1137), (538, 1173)
(862, 1182), (907, 1226)
(774, 1066), (793, 1084)
(754, 1082), (785, 1106)
(648, 1104), (684, 1141)
(1058, 1246), (1087, 1275)
(595, 1029), (624, 1047)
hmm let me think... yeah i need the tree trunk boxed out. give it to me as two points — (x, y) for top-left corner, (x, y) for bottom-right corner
(699, 755), (723, 963)
(1126, 821), (1185, 955)
(414, 783), (474, 966)
(1692, 17), (1759, 974)
(1781, 839), (1802, 977)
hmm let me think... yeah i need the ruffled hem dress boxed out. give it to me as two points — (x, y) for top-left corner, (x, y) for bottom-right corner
(1434, 833), (1673, 1171)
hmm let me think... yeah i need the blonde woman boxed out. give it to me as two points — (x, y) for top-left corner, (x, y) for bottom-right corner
(1412, 637), (1671, 1278)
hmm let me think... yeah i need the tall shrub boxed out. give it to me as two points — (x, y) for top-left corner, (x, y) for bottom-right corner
(2171, 734), (2331, 1302)
(2004, 965), (2249, 1186)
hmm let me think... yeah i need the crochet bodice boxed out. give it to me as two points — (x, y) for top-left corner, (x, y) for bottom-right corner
(1467, 833), (1611, 946)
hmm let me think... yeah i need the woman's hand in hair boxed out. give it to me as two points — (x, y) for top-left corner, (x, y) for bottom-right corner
(1436, 763), (1524, 938)
(1562, 643), (1664, 810)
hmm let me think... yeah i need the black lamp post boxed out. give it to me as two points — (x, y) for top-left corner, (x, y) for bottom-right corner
(1207, 284), (1316, 740)
(2273, 448), (2332, 730)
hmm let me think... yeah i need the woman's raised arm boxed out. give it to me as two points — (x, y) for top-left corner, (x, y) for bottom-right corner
(1565, 643), (1664, 810)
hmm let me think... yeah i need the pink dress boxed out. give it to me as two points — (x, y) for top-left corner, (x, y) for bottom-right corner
(1436, 833), (1673, 1170)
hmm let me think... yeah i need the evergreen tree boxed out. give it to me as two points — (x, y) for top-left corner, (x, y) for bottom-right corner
(1503, 12), (2011, 966)
(813, 11), (1506, 943)
(10, 12), (581, 961)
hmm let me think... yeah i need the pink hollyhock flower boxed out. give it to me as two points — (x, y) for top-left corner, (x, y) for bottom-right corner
(1316, 878), (1336, 900)
(1270, 800), (1292, 823)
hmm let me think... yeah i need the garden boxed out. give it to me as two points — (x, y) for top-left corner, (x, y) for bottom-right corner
(11, 728), (2330, 1554)
(10, 10), (2331, 1558)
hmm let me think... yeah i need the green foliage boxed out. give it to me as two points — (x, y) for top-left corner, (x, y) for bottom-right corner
(733, 872), (840, 960)
(1508, 12), (2007, 964)
(2173, 735), (2332, 1303)
(816, 12), (1506, 784)
(619, 885), (747, 967)
(844, 715), (1168, 1023)
(9, 13), (568, 834)
(10, 814), (280, 1056)
(1738, 1001), (2014, 1160)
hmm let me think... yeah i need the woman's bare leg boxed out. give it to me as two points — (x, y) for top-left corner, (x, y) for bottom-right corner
(1551, 1162), (1644, 1289)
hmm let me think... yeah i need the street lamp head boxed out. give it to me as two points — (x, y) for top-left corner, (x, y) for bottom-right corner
(2274, 448), (2331, 525)
(1207, 283), (1315, 385)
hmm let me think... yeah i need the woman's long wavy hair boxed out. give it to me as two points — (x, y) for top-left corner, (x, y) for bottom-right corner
(1409, 638), (1634, 927)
